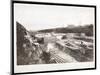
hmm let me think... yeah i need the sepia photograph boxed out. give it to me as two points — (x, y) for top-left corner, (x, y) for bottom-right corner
(12, 0), (96, 74)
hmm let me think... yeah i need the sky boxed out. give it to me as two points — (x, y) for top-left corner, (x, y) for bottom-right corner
(14, 3), (95, 31)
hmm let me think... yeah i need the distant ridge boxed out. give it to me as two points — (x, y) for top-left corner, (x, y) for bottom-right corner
(38, 24), (93, 36)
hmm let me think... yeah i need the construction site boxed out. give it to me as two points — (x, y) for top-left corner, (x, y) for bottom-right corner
(17, 22), (94, 65)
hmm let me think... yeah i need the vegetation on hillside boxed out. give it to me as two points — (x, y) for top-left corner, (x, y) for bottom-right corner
(38, 24), (93, 36)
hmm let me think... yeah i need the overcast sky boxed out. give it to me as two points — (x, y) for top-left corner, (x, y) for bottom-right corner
(14, 3), (94, 31)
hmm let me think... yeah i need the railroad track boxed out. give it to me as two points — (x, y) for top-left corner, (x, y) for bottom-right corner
(50, 52), (68, 63)
(50, 50), (77, 63)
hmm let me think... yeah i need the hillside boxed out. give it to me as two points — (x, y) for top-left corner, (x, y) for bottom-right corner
(38, 24), (93, 36)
